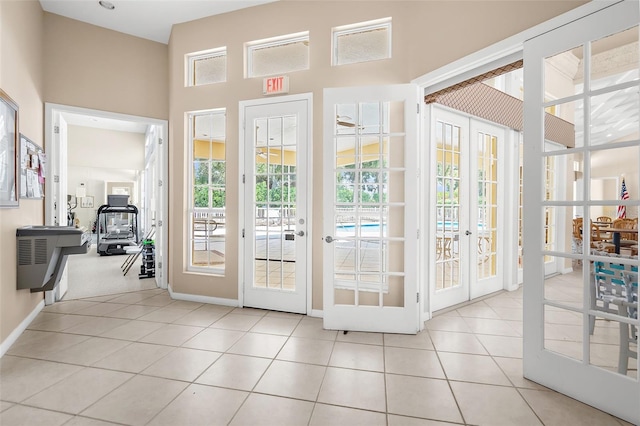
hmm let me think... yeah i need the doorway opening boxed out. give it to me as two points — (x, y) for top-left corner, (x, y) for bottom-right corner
(44, 104), (168, 302)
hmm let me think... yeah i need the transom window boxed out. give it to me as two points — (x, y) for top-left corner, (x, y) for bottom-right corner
(332, 18), (391, 66)
(186, 48), (227, 87)
(188, 109), (226, 274)
(246, 32), (309, 78)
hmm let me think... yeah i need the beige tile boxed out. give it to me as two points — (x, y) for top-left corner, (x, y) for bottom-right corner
(0, 401), (14, 412)
(42, 300), (100, 314)
(254, 360), (326, 401)
(387, 415), (460, 425)
(386, 374), (462, 423)
(317, 367), (386, 412)
(62, 317), (130, 336)
(231, 307), (267, 317)
(425, 316), (473, 333)
(27, 314), (96, 332)
(384, 331), (434, 350)
(81, 375), (187, 425)
(45, 337), (130, 365)
(438, 352), (511, 386)
(276, 337), (334, 365)
(310, 404), (387, 426)
(292, 317), (338, 341)
(7, 330), (89, 358)
(142, 347), (221, 382)
(103, 304), (161, 319)
(92, 342), (173, 373)
(384, 347), (445, 379)
(138, 324), (204, 346)
(476, 334), (523, 358)
(520, 388), (625, 426)
(135, 293), (175, 307)
(456, 303), (501, 319)
(484, 293), (523, 308)
(136, 307), (193, 323)
(491, 307), (524, 321)
(228, 332), (287, 358)
(101, 291), (157, 305)
(182, 328), (245, 352)
(63, 416), (121, 425)
(209, 313), (262, 331)
(450, 382), (541, 425)
(250, 316), (301, 336)
(99, 320), (164, 341)
(76, 294), (121, 303)
(172, 308), (226, 327)
(329, 342), (384, 372)
(0, 356), (82, 402)
(428, 330), (488, 355)
(23, 367), (133, 414)
(148, 383), (247, 426)
(462, 317), (521, 337)
(336, 331), (383, 345)
(196, 353), (271, 391)
(493, 357), (547, 390)
(229, 393), (314, 426)
(0, 404), (72, 426)
(165, 300), (203, 310)
(73, 303), (131, 317)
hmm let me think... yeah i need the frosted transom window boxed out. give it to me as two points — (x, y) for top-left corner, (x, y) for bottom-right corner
(333, 18), (391, 66)
(186, 48), (227, 87)
(246, 32), (309, 78)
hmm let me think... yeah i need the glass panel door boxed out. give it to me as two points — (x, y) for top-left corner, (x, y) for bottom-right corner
(523, 3), (639, 423)
(242, 97), (310, 314)
(323, 84), (419, 334)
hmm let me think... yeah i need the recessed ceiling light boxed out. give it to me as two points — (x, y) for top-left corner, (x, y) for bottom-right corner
(98, 1), (115, 10)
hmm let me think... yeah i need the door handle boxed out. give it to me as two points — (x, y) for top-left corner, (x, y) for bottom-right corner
(325, 235), (334, 243)
(465, 230), (472, 236)
(296, 230), (305, 237)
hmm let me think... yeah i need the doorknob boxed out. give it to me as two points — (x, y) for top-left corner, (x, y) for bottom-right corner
(296, 230), (305, 237)
(325, 235), (334, 243)
(465, 230), (472, 236)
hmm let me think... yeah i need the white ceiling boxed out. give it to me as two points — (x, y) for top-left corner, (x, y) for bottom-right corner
(62, 111), (149, 134)
(39, 0), (276, 44)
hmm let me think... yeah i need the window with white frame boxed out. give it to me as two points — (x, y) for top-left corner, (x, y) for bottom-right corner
(246, 32), (309, 78)
(188, 110), (226, 273)
(186, 48), (227, 87)
(332, 18), (391, 66)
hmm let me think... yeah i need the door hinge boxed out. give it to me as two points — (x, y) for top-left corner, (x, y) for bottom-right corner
(158, 220), (163, 227)
(158, 138), (163, 145)
(242, 229), (245, 238)
(158, 179), (163, 187)
(417, 103), (420, 114)
(242, 174), (245, 184)
(417, 229), (420, 239)
(157, 262), (162, 269)
(417, 293), (420, 303)
(54, 175), (59, 183)
(54, 125), (60, 134)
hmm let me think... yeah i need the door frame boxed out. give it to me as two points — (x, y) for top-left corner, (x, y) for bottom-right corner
(237, 93), (313, 314)
(44, 103), (169, 296)
(412, 0), (622, 323)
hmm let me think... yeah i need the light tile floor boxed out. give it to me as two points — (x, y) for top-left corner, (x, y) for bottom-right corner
(1, 287), (634, 426)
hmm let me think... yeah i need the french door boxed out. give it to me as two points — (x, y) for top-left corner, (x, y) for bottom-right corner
(430, 107), (505, 311)
(323, 84), (420, 334)
(523, 1), (639, 423)
(241, 95), (311, 314)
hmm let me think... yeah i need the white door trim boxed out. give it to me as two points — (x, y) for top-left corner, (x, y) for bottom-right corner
(44, 103), (169, 291)
(237, 93), (313, 314)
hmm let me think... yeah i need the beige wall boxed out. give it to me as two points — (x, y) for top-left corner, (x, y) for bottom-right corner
(0, 0), (45, 344)
(168, 1), (586, 308)
(43, 13), (169, 120)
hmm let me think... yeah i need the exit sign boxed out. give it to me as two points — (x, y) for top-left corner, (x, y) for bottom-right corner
(263, 76), (289, 95)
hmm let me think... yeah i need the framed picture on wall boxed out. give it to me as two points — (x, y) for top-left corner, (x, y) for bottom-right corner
(0, 88), (19, 208)
(81, 196), (94, 208)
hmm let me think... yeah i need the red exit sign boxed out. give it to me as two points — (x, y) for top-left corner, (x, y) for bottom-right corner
(263, 75), (289, 95)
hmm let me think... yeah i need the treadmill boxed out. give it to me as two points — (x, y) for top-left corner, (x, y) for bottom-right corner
(96, 195), (140, 256)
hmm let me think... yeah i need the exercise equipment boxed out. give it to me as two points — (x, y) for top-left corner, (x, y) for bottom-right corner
(96, 195), (139, 256)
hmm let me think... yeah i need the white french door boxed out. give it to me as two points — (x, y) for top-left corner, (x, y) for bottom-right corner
(430, 107), (505, 311)
(241, 95), (311, 314)
(323, 84), (420, 334)
(523, 1), (639, 423)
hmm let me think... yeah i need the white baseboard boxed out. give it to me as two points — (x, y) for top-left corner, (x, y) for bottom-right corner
(561, 267), (574, 275)
(168, 284), (239, 307)
(309, 309), (323, 318)
(1, 299), (45, 358)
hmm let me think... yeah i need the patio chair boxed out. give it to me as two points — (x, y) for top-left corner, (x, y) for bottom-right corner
(597, 216), (613, 223)
(590, 256), (637, 334)
(617, 269), (638, 375)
